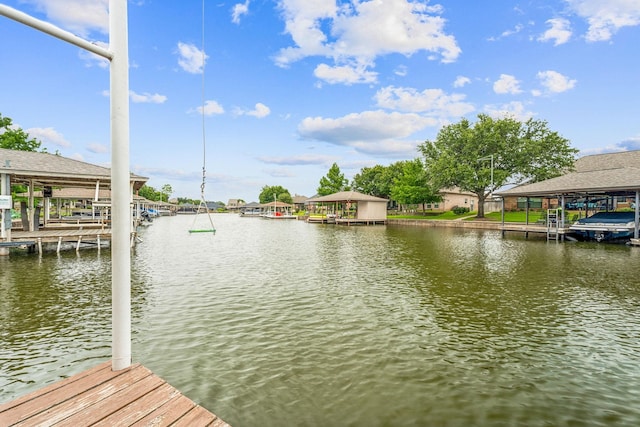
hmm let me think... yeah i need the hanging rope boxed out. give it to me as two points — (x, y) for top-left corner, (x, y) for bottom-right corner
(190, 0), (216, 233)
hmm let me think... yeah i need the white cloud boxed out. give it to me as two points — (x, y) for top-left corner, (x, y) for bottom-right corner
(129, 90), (167, 104)
(374, 86), (474, 118)
(535, 70), (576, 95)
(235, 103), (271, 118)
(453, 76), (471, 88)
(24, 0), (109, 37)
(394, 65), (408, 77)
(26, 127), (71, 148)
(538, 18), (572, 45)
(177, 42), (207, 74)
(196, 100), (225, 116)
(275, 0), (460, 84)
(483, 101), (535, 122)
(232, 1), (251, 24)
(258, 154), (337, 166)
(493, 74), (522, 95)
(87, 142), (108, 154)
(314, 63), (378, 85)
(566, 0), (640, 42)
(297, 110), (435, 157)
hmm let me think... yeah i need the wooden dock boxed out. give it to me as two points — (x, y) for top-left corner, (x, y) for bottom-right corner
(0, 361), (229, 426)
(0, 227), (140, 253)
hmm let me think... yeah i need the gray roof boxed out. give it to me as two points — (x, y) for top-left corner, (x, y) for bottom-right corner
(0, 147), (147, 190)
(497, 150), (640, 197)
(307, 191), (389, 203)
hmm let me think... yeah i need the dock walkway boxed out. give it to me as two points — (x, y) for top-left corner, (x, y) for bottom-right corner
(0, 361), (229, 426)
(1, 227), (140, 253)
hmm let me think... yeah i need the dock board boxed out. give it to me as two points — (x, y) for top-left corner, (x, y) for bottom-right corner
(0, 361), (229, 426)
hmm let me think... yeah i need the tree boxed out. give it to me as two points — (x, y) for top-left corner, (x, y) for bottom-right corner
(259, 185), (292, 204)
(161, 184), (173, 202)
(390, 159), (441, 213)
(419, 114), (578, 218)
(138, 185), (161, 201)
(351, 164), (392, 199)
(317, 162), (349, 196)
(0, 114), (41, 151)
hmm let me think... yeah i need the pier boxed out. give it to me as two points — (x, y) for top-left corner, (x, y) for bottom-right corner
(0, 360), (229, 426)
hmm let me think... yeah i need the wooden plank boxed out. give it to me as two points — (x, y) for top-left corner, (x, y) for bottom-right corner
(1, 362), (229, 427)
(11, 364), (152, 426)
(92, 382), (179, 427)
(53, 374), (164, 427)
(172, 405), (221, 426)
(130, 394), (197, 426)
(0, 362), (112, 420)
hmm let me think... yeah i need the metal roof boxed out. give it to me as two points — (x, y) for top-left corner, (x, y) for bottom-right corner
(0, 147), (147, 191)
(307, 191), (389, 203)
(497, 150), (640, 198)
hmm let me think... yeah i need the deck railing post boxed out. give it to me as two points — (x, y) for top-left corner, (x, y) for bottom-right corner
(110, 0), (132, 371)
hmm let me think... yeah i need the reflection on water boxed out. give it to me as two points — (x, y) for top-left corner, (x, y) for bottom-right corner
(2, 214), (640, 426)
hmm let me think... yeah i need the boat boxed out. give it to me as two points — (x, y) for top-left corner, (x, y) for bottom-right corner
(262, 211), (296, 219)
(240, 209), (262, 217)
(261, 195), (296, 219)
(569, 211), (638, 242)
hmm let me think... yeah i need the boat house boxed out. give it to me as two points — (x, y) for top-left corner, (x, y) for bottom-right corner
(306, 190), (388, 225)
(0, 147), (148, 253)
(496, 150), (640, 242)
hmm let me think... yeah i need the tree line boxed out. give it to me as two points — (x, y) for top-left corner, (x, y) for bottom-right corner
(2, 113), (578, 218)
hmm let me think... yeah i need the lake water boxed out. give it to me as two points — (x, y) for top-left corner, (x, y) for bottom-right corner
(2, 214), (640, 426)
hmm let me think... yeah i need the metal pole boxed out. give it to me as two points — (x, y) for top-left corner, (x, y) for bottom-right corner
(0, 4), (112, 60)
(490, 154), (494, 191)
(635, 191), (639, 239)
(110, 0), (131, 371)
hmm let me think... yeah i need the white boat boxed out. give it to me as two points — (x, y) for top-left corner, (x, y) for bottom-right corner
(569, 211), (637, 242)
(262, 195), (296, 219)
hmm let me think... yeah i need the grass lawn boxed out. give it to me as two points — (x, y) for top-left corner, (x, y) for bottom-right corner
(389, 211), (476, 220)
(389, 210), (548, 222)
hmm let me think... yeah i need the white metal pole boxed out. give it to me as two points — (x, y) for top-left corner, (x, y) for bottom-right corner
(110, 0), (131, 371)
(635, 191), (639, 239)
(0, 5), (112, 59)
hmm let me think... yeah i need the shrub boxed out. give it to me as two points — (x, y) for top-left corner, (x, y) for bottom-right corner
(452, 206), (470, 215)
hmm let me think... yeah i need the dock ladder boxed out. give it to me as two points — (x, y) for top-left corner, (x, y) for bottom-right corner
(546, 208), (559, 241)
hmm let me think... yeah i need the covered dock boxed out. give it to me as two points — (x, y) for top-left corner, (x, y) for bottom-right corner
(306, 191), (388, 225)
(496, 150), (640, 242)
(0, 148), (147, 254)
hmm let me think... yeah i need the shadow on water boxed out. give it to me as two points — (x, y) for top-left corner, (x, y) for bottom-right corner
(2, 214), (640, 427)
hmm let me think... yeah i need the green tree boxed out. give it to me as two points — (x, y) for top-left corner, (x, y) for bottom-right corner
(0, 114), (41, 151)
(390, 159), (441, 213)
(419, 114), (578, 218)
(259, 185), (292, 204)
(161, 184), (173, 202)
(351, 164), (392, 199)
(138, 185), (161, 201)
(317, 162), (349, 196)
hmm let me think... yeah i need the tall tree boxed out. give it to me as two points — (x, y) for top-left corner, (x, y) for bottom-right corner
(138, 185), (160, 201)
(259, 185), (292, 204)
(161, 184), (173, 202)
(419, 114), (578, 218)
(0, 114), (41, 151)
(317, 162), (349, 196)
(390, 159), (441, 213)
(351, 164), (393, 199)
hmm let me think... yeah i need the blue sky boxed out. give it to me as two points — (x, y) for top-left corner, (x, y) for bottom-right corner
(1, 0), (639, 203)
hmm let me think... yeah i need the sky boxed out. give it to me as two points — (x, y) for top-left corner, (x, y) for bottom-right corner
(1, 0), (640, 203)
